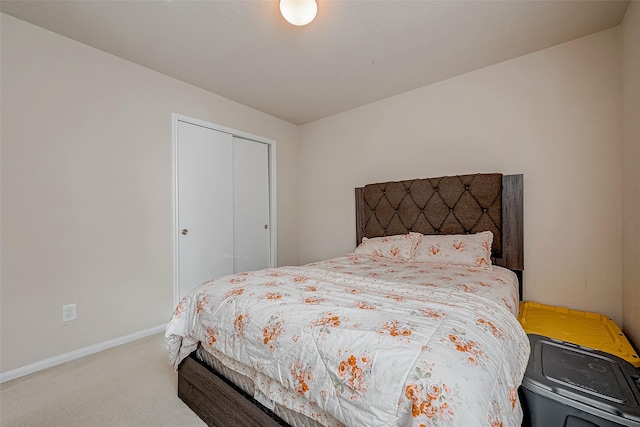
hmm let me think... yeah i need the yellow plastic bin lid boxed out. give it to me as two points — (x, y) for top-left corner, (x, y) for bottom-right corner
(518, 301), (640, 368)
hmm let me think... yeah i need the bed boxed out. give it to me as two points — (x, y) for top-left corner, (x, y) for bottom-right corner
(166, 173), (529, 427)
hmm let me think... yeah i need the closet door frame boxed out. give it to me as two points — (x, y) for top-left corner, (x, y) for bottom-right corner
(172, 113), (277, 306)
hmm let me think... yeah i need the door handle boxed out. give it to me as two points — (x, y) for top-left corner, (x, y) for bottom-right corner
(181, 229), (189, 235)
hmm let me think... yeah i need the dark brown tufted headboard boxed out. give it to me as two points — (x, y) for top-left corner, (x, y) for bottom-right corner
(355, 173), (524, 293)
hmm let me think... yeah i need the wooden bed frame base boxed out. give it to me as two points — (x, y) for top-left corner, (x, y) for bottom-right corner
(178, 353), (286, 427)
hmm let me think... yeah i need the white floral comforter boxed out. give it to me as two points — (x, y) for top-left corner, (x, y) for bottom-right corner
(166, 255), (530, 427)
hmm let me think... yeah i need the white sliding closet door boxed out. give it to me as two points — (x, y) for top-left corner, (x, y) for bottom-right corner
(233, 137), (271, 273)
(177, 121), (234, 298)
(174, 116), (275, 303)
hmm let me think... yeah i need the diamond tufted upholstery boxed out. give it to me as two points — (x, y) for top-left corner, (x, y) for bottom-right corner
(361, 173), (503, 258)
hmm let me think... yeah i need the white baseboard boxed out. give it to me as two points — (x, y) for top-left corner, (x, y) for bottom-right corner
(0, 324), (166, 383)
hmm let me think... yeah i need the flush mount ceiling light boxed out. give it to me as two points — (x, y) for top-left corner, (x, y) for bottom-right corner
(280, 0), (318, 26)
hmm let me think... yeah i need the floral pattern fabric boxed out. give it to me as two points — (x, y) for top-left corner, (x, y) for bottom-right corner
(353, 232), (422, 261)
(413, 231), (494, 268)
(166, 255), (530, 427)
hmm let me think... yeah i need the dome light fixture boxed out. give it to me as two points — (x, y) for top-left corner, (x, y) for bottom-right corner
(280, 0), (318, 26)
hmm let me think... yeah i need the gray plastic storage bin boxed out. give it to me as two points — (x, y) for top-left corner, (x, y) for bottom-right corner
(520, 334), (640, 427)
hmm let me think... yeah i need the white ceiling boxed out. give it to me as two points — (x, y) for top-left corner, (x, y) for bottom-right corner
(0, 0), (630, 125)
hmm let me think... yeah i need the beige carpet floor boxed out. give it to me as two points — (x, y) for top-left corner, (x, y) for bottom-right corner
(0, 333), (206, 427)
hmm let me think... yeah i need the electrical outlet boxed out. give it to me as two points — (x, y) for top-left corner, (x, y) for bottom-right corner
(62, 304), (77, 322)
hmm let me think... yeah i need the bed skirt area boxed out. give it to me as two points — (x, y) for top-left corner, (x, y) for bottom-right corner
(178, 346), (325, 427)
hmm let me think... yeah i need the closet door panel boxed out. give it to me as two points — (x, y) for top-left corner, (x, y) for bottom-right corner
(177, 121), (234, 298)
(233, 138), (270, 273)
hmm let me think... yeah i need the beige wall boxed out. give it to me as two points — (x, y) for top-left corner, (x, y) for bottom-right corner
(298, 28), (623, 324)
(621, 1), (640, 347)
(0, 14), (300, 373)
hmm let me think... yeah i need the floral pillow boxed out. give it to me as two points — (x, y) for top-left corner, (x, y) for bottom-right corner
(413, 231), (493, 269)
(354, 233), (422, 261)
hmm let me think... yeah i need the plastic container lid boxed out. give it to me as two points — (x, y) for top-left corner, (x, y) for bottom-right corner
(519, 301), (640, 367)
(541, 339), (626, 402)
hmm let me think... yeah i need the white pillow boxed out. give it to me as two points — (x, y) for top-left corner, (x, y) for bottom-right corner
(413, 231), (493, 269)
(354, 232), (422, 261)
